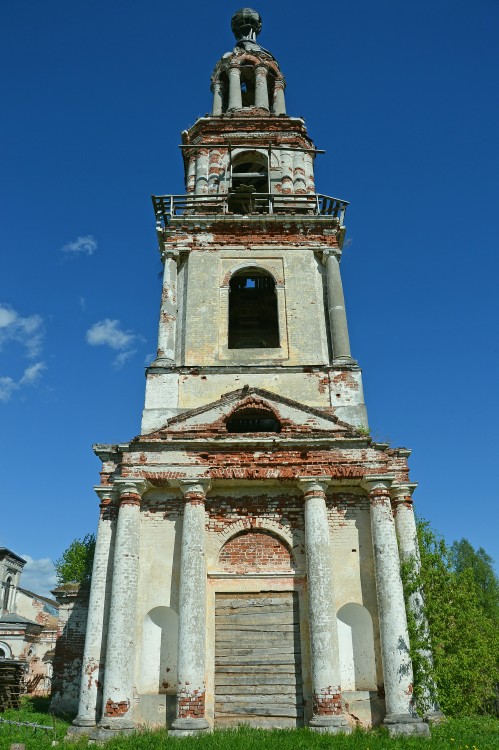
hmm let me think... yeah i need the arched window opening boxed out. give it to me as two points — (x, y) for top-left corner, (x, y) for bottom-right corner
(3, 577), (12, 612)
(240, 66), (255, 106)
(231, 151), (268, 193)
(228, 269), (279, 349)
(267, 70), (276, 113)
(337, 603), (377, 691)
(0, 648), (5, 658)
(226, 407), (281, 433)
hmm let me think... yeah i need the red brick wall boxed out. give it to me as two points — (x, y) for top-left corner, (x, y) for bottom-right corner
(218, 530), (294, 572)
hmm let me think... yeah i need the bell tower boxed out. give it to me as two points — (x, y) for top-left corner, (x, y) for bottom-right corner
(71, 8), (435, 741)
(144, 6), (367, 434)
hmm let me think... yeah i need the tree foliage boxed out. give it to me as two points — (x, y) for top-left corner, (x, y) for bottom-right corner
(54, 533), (95, 585)
(413, 520), (499, 716)
(450, 538), (499, 622)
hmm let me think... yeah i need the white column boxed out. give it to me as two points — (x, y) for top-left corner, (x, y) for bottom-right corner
(273, 77), (286, 114)
(170, 480), (211, 735)
(211, 79), (223, 115)
(293, 150), (307, 194)
(155, 249), (178, 365)
(71, 488), (117, 731)
(254, 64), (269, 109)
(280, 150), (294, 194)
(365, 477), (429, 736)
(195, 149), (209, 194)
(392, 485), (442, 721)
(186, 154), (196, 194)
(304, 151), (315, 193)
(99, 479), (148, 732)
(323, 250), (354, 364)
(298, 478), (350, 733)
(228, 65), (242, 110)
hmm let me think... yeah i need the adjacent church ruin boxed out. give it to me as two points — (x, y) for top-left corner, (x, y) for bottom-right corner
(70, 8), (435, 738)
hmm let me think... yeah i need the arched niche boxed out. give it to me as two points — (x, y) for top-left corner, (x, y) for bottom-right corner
(139, 606), (178, 695)
(337, 603), (377, 691)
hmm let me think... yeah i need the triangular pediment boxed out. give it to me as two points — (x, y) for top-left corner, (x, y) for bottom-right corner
(140, 387), (356, 440)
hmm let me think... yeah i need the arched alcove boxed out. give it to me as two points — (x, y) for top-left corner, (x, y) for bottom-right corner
(228, 267), (279, 349)
(337, 603), (377, 691)
(0, 641), (12, 658)
(139, 606), (178, 694)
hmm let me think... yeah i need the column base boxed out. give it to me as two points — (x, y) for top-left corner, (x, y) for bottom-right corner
(333, 356), (358, 366)
(309, 715), (352, 734)
(384, 713), (430, 736)
(169, 717), (210, 737)
(151, 357), (175, 369)
(67, 718), (96, 737)
(89, 716), (136, 740)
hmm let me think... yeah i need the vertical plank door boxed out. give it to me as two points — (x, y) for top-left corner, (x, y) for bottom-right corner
(214, 591), (303, 727)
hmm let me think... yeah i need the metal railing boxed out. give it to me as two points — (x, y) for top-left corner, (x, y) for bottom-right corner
(152, 192), (348, 228)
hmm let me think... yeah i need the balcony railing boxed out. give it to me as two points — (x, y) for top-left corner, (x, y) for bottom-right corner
(152, 192), (348, 228)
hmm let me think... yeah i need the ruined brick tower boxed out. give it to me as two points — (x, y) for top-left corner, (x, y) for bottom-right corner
(70, 8), (435, 739)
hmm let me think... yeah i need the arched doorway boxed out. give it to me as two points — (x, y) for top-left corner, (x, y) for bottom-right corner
(337, 603), (376, 690)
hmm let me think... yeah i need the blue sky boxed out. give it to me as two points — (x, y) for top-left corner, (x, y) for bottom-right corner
(1, 0), (498, 596)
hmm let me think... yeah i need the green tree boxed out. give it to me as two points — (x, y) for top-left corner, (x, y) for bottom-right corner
(450, 538), (499, 622)
(54, 533), (95, 585)
(415, 520), (499, 716)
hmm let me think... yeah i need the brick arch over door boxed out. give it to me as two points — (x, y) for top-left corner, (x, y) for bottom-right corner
(217, 530), (295, 573)
(207, 517), (304, 570)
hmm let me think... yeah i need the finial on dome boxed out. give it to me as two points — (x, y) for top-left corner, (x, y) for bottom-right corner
(231, 8), (262, 43)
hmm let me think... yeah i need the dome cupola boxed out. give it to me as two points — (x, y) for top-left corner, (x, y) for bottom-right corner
(211, 8), (286, 116)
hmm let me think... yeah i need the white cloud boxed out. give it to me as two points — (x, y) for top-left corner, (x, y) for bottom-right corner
(86, 319), (144, 368)
(0, 362), (46, 402)
(0, 377), (17, 402)
(61, 235), (97, 256)
(19, 555), (57, 599)
(0, 304), (44, 358)
(113, 349), (136, 369)
(20, 361), (46, 385)
(143, 352), (154, 365)
(78, 297), (86, 311)
(86, 319), (137, 350)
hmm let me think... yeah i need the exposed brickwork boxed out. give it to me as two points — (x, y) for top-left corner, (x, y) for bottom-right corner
(313, 687), (342, 716)
(218, 530), (294, 571)
(105, 698), (131, 717)
(50, 584), (89, 716)
(177, 687), (206, 719)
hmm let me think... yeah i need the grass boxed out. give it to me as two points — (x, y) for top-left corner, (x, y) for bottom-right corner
(0, 699), (498, 750)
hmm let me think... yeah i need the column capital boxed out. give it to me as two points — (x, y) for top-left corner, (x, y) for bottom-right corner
(114, 478), (150, 505)
(362, 475), (395, 495)
(274, 76), (286, 89)
(297, 476), (330, 497)
(179, 479), (211, 500)
(320, 248), (341, 266)
(255, 62), (268, 73)
(94, 486), (116, 505)
(160, 247), (179, 263)
(391, 483), (417, 503)
(228, 62), (241, 71)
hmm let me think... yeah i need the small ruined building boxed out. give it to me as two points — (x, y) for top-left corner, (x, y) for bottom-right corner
(0, 548), (58, 696)
(67, 8), (436, 739)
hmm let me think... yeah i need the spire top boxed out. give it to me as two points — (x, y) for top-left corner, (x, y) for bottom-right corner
(231, 8), (262, 43)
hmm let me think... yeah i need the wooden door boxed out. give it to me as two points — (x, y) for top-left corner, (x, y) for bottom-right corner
(214, 591), (303, 727)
